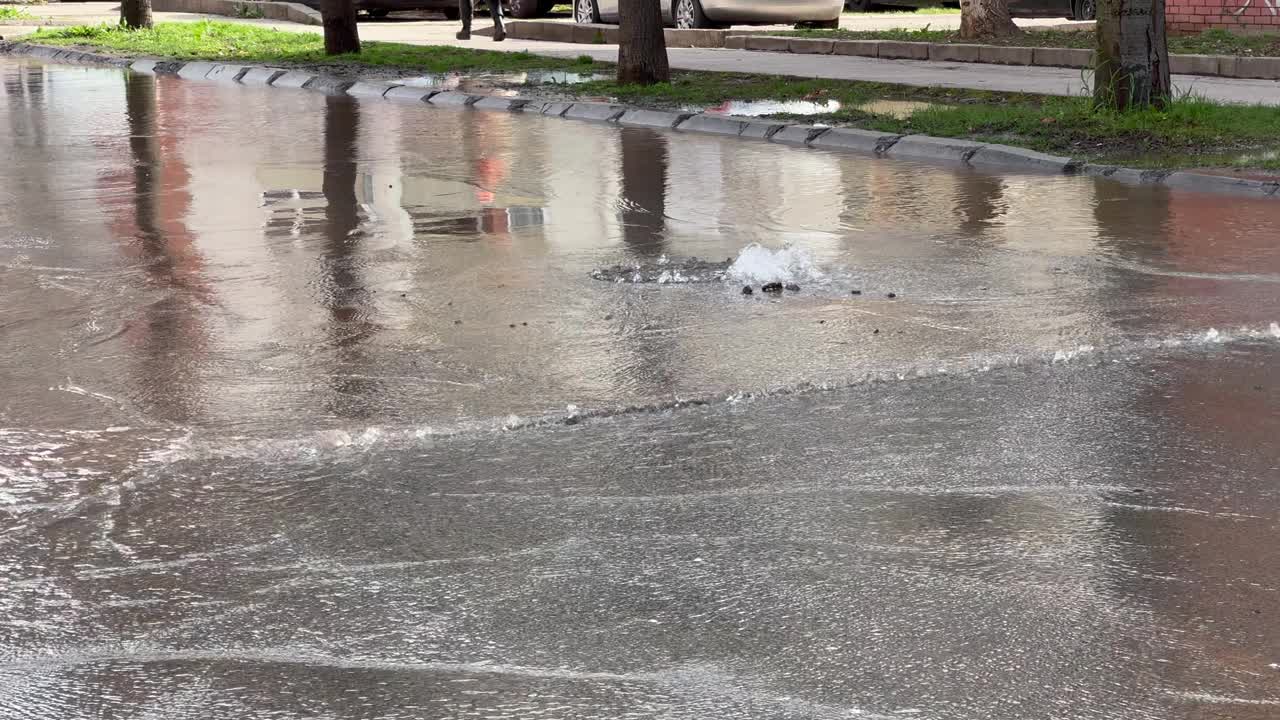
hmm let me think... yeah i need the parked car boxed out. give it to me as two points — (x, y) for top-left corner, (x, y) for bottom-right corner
(295, 0), (554, 21)
(576, 0), (843, 28)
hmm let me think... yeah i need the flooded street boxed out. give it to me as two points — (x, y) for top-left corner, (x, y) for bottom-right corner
(2, 60), (1280, 719)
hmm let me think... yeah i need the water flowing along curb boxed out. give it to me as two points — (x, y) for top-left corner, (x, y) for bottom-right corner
(2, 42), (1277, 199)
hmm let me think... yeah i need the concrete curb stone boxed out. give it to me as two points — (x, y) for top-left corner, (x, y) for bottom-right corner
(769, 125), (825, 146)
(564, 102), (626, 122)
(809, 128), (896, 154)
(739, 121), (786, 140)
(887, 135), (986, 165)
(969, 145), (1077, 173)
(271, 71), (317, 89)
(1030, 47), (1093, 68)
(788, 38), (834, 55)
(176, 61), (216, 80)
(1233, 57), (1280, 79)
(929, 44), (982, 63)
(239, 67), (286, 85)
(877, 41), (929, 60)
(428, 91), (480, 106)
(383, 85), (436, 102)
(724, 35), (748, 50)
(1169, 53), (1217, 75)
(473, 96), (527, 111)
(744, 36), (790, 52)
(129, 58), (161, 74)
(978, 45), (1034, 66)
(205, 64), (251, 83)
(303, 76), (356, 95)
(618, 109), (692, 129)
(676, 114), (750, 136)
(832, 40), (879, 57)
(540, 101), (574, 117)
(1163, 172), (1280, 197)
(347, 81), (398, 98)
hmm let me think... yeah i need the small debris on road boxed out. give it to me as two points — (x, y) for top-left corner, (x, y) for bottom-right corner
(761, 282), (783, 293)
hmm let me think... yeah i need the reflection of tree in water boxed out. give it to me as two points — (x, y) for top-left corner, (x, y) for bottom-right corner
(952, 172), (1008, 236)
(319, 95), (383, 420)
(2, 62), (48, 148)
(121, 71), (209, 424)
(613, 128), (680, 396)
(618, 127), (668, 258)
(1091, 179), (1173, 335)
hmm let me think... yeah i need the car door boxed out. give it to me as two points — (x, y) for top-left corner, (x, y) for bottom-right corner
(597, 0), (619, 22)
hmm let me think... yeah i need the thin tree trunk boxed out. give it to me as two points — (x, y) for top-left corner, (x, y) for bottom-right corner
(617, 0), (669, 85)
(1094, 0), (1170, 111)
(958, 0), (1019, 40)
(120, 0), (153, 30)
(320, 0), (362, 55)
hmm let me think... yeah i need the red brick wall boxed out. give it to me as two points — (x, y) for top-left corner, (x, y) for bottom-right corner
(1166, 0), (1280, 34)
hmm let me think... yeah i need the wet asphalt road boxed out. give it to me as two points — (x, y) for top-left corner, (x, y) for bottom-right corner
(2, 60), (1279, 719)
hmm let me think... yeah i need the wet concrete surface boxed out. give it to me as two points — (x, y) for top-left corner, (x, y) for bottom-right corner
(2, 60), (1280, 719)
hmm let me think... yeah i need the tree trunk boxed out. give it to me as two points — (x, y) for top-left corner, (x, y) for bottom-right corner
(320, 0), (362, 55)
(120, 0), (153, 30)
(958, 0), (1019, 40)
(617, 0), (669, 85)
(1094, 0), (1170, 111)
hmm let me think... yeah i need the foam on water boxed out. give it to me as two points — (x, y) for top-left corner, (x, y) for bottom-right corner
(149, 322), (1280, 464)
(725, 243), (825, 285)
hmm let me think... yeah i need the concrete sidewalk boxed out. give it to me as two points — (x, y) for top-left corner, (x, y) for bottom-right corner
(4, 4), (1279, 106)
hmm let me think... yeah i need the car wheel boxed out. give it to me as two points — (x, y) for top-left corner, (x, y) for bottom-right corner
(574, 0), (600, 23)
(1074, 0), (1096, 19)
(673, 0), (711, 29)
(443, 5), (461, 19)
(844, 0), (873, 11)
(506, 0), (541, 18)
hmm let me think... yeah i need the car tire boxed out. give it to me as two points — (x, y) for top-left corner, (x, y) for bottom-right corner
(443, 5), (461, 19)
(574, 0), (600, 23)
(673, 0), (712, 29)
(505, 0), (541, 18)
(1073, 0), (1096, 19)
(844, 0), (873, 11)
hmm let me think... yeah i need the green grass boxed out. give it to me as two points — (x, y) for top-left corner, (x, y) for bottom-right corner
(0, 6), (33, 19)
(33, 20), (588, 73)
(24, 20), (1280, 171)
(784, 26), (1280, 56)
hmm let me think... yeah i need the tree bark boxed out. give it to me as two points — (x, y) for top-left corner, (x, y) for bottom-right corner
(320, 0), (362, 55)
(1094, 0), (1170, 111)
(120, 0), (153, 30)
(617, 0), (669, 85)
(958, 0), (1019, 40)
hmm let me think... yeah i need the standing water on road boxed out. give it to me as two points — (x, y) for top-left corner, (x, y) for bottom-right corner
(2, 59), (1280, 720)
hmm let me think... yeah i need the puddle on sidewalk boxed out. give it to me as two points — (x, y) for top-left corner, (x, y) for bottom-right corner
(691, 98), (941, 120)
(698, 98), (843, 116)
(856, 99), (938, 119)
(398, 69), (606, 92)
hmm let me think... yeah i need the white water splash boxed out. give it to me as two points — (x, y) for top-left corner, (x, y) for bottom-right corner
(726, 243), (825, 285)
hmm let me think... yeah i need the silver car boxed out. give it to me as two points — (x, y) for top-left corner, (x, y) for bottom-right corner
(575, 0), (843, 29)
